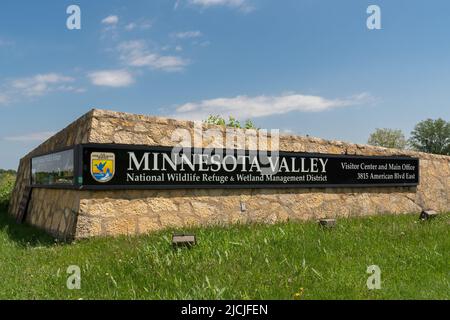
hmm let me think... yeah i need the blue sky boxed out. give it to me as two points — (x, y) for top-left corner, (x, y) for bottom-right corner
(1, 0), (449, 169)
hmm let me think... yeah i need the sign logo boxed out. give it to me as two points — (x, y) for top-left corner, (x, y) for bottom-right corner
(91, 152), (115, 183)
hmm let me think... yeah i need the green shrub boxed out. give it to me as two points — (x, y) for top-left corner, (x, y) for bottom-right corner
(204, 115), (258, 129)
(0, 173), (15, 211)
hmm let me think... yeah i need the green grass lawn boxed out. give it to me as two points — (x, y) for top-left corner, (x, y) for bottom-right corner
(0, 210), (449, 300)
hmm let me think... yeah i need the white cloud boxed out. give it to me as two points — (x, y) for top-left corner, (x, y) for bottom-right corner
(125, 19), (152, 31)
(0, 39), (13, 47)
(118, 40), (189, 72)
(173, 92), (372, 120)
(281, 129), (295, 135)
(11, 73), (75, 97)
(0, 93), (9, 105)
(4, 131), (55, 142)
(56, 85), (86, 93)
(0, 73), (83, 105)
(190, 0), (244, 6)
(188, 0), (253, 11)
(102, 15), (119, 25)
(125, 23), (137, 31)
(88, 69), (135, 87)
(172, 31), (202, 39)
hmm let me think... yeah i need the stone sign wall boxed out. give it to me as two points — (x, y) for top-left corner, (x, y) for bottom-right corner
(9, 109), (450, 239)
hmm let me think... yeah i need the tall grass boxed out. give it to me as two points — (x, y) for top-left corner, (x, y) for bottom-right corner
(0, 209), (448, 300)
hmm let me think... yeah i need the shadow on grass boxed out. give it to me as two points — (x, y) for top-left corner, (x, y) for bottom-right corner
(0, 207), (55, 248)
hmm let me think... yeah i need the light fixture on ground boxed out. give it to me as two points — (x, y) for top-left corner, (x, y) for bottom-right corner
(319, 218), (336, 228)
(419, 210), (438, 221)
(172, 234), (197, 248)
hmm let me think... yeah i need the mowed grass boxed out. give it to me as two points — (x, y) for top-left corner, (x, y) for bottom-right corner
(0, 210), (449, 300)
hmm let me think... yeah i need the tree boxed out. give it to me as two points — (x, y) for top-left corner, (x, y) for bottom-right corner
(408, 118), (450, 155)
(368, 128), (407, 149)
(0, 169), (16, 175)
(204, 115), (258, 129)
(0, 173), (15, 211)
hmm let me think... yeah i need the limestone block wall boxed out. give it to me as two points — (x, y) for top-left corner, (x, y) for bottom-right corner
(8, 110), (93, 225)
(9, 109), (450, 240)
(27, 189), (80, 240)
(75, 187), (424, 238)
(74, 110), (450, 238)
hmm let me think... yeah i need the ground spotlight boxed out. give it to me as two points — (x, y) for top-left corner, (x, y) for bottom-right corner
(419, 210), (438, 221)
(172, 234), (197, 248)
(319, 218), (336, 228)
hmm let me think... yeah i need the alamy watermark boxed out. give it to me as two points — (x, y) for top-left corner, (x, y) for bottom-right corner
(367, 5), (381, 30)
(66, 5), (382, 31)
(366, 265), (382, 290)
(66, 5), (81, 30)
(67, 265), (81, 290)
(169, 121), (281, 176)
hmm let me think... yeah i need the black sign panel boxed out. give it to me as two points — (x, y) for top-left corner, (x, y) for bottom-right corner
(80, 145), (419, 189)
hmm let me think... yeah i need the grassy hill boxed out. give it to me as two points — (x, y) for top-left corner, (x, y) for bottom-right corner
(0, 209), (448, 300)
